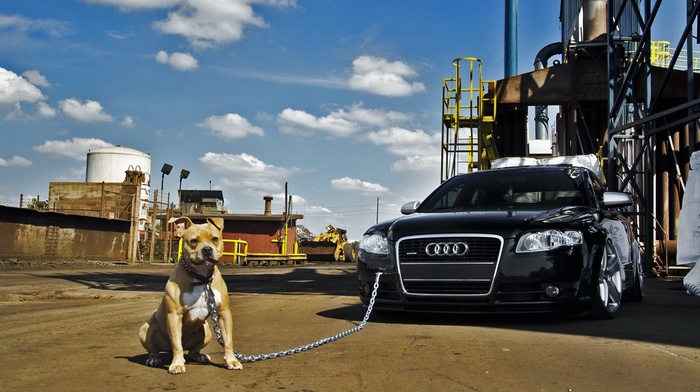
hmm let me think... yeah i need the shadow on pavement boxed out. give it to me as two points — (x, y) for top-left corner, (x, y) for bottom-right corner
(34, 265), (700, 351)
(319, 277), (700, 351)
(35, 264), (359, 296)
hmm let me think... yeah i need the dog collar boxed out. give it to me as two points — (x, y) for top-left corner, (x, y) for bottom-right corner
(180, 257), (213, 285)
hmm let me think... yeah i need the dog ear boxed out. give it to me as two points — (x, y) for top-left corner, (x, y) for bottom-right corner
(169, 216), (192, 237)
(207, 217), (224, 232)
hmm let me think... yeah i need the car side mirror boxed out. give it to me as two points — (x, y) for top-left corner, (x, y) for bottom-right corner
(400, 201), (420, 215)
(602, 191), (633, 208)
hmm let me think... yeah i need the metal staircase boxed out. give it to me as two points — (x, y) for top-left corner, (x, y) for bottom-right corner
(441, 57), (498, 181)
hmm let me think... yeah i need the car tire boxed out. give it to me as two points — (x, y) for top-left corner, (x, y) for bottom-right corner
(625, 241), (644, 302)
(589, 238), (623, 320)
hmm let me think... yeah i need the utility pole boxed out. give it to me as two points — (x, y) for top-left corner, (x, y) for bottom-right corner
(376, 198), (379, 224)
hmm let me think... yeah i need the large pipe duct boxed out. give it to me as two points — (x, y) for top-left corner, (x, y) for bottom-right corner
(533, 42), (563, 140)
(505, 0), (518, 77)
(583, 0), (607, 42)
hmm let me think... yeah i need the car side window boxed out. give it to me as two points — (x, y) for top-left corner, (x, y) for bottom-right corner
(586, 172), (605, 208)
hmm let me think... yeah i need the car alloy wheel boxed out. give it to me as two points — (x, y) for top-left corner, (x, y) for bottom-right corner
(590, 238), (623, 319)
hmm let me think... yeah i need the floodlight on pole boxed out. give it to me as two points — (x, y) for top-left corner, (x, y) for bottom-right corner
(160, 163), (172, 207)
(179, 169), (190, 191)
(179, 169), (190, 211)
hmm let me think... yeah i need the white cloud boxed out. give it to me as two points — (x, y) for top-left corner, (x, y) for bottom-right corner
(83, 0), (182, 10)
(53, 166), (90, 182)
(0, 14), (69, 37)
(0, 155), (32, 167)
(199, 152), (300, 192)
(33, 137), (113, 160)
(270, 193), (334, 217)
(4, 103), (28, 120)
(86, 0), (297, 49)
(37, 102), (57, 117)
(153, 0), (267, 49)
(121, 115), (135, 127)
(59, 98), (114, 122)
(21, 70), (50, 88)
(390, 155), (441, 173)
(277, 103), (415, 138)
(278, 108), (360, 137)
(331, 102), (413, 127)
(366, 127), (439, 156)
(348, 55), (425, 97)
(0, 67), (46, 105)
(366, 127), (441, 172)
(197, 113), (264, 139)
(330, 176), (390, 195)
(155, 50), (198, 71)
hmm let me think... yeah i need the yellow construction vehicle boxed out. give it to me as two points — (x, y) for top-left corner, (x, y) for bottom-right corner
(299, 225), (357, 262)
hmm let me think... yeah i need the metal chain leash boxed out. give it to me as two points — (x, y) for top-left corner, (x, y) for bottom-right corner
(205, 271), (382, 363)
(205, 283), (225, 346)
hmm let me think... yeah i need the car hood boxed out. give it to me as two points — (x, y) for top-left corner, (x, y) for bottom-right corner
(381, 206), (598, 240)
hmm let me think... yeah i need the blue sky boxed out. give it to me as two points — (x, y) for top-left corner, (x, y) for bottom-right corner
(0, 0), (685, 240)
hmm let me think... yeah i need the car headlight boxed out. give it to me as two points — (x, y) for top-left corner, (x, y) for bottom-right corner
(516, 229), (582, 253)
(359, 233), (389, 255)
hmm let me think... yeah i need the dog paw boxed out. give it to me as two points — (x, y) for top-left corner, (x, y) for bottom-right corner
(225, 355), (243, 370)
(188, 353), (211, 364)
(168, 363), (186, 374)
(146, 355), (162, 367)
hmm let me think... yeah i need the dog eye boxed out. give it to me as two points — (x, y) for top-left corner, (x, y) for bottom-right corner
(212, 237), (220, 243)
(190, 239), (199, 245)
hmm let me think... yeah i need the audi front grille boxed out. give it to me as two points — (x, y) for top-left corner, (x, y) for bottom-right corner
(396, 234), (503, 296)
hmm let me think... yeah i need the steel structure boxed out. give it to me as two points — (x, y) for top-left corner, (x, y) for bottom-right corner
(442, 0), (700, 275)
(602, 0), (700, 274)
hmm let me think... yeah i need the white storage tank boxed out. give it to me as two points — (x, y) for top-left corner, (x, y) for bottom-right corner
(86, 145), (151, 186)
(86, 145), (152, 228)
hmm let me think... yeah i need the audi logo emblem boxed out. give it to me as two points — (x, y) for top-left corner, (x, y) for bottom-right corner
(425, 242), (469, 256)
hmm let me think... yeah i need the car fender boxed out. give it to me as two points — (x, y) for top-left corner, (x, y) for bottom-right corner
(599, 219), (630, 282)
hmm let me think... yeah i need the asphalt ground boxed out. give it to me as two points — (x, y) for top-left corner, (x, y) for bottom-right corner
(0, 260), (699, 391)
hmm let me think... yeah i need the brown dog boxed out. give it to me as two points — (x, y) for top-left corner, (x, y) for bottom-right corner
(139, 216), (243, 374)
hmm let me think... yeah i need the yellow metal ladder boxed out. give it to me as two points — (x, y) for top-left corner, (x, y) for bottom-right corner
(441, 57), (497, 181)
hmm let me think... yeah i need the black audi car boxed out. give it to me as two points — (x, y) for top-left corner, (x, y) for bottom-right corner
(357, 163), (644, 319)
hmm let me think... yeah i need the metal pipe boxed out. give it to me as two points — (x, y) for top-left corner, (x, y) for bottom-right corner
(583, 0), (607, 42)
(533, 42), (562, 140)
(504, 0), (518, 77)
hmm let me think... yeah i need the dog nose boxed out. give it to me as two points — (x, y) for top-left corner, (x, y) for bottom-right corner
(202, 246), (213, 257)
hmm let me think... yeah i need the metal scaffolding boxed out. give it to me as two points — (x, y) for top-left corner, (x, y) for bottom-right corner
(603, 0), (700, 274)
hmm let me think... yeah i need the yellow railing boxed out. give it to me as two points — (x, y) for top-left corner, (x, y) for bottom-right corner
(177, 238), (248, 265)
(441, 57), (498, 180)
(650, 40), (700, 71)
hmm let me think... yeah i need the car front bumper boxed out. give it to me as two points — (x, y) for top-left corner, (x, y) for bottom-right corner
(357, 243), (596, 314)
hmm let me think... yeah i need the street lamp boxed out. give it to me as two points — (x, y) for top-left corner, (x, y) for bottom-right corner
(179, 169), (190, 211)
(160, 163), (172, 207)
(179, 169), (190, 191)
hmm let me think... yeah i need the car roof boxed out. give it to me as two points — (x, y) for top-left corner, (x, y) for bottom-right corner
(452, 164), (587, 178)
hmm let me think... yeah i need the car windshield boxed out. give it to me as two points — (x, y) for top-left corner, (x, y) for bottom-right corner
(418, 167), (590, 212)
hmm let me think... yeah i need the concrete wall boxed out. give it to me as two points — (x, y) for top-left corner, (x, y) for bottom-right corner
(0, 205), (130, 261)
